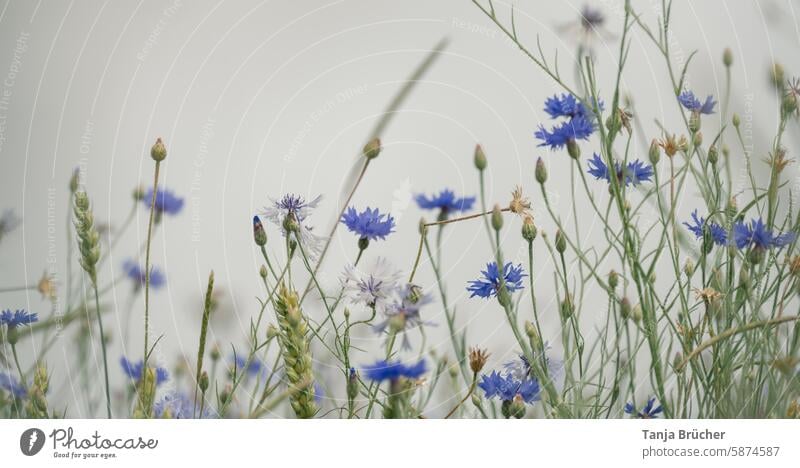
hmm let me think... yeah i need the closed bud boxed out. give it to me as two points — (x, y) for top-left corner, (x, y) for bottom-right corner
(474, 144), (487, 170)
(748, 246), (765, 265)
(210, 346), (221, 362)
(684, 258), (694, 277)
(732, 113), (740, 128)
(555, 229), (566, 253)
(521, 216), (537, 242)
(535, 157), (548, 184)
(693, 130), (703, 147)
(673, 352), (684, 373)
(567, 139), (581, 160)
(648, 139), (660, 165)
(560, 294), (574, 318)
(525, 321), (541, 349)
(150, 137), (167, 162)
(491, 204), (503, 231)
(739, 265), (751, 292)
(259, 265), (267, 279)
(199, 371), (209, 392)
(620, 297), (631, 319)
(253, 216), (267, 246)
(632, 304), (643, 324)
(347, 368), (359, 400)
(723, 48), (733, 67)
(783, 93), (798, 115)
(608, 270), (619, 289)
(708, 145), (718, 165)
(362, 137), (382, 160)
(133, 185), (145, 201)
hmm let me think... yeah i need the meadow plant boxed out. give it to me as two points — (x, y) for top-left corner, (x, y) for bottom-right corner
(2, 1), (800, 420)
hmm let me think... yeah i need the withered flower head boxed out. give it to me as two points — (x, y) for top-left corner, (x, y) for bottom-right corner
(468, 347), (490, 374)
(508, 186), (532, 217)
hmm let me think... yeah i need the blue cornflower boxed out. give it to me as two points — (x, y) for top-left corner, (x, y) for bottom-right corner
(678, 90), (716, 114)
(466, 262), (526, 299)
(478, 371), (541, 404)
(154, 391), (216, 419)
(374, 284), (435, 349)
(587, 153), (654, 186)
(624, 397), (663, 418)
(415, 189), (475, 214)
(732, 218), (797, 250)
(535, 115), (596, 149)
(543, 93), (591, 119)
(340, 207), (395, 241)
(0, 372), (26, 398)
(143, 188), (184, 215)
(231, 355), (264, 377)
(363, 359), (427, 382)
(0, 309), (38, 328)
(683, 210), (728, 246)
(262, 193), (325, 257)
(122, 259), (165, 289)
(120, 357), (169, 386)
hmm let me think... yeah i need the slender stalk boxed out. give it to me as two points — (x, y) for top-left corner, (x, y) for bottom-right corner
(143, 160), (161, 370)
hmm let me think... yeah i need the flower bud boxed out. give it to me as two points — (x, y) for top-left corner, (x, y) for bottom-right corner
(732, 113), (740, 128)
(347, 368), (359, 400)
(253, 215), (267, 246)
(474, 144), (487, 171)
(620, 297), (631, 319)
(567, 139), (581, 160)
(560, 294), (574, 318)
(632, 304), (643, 324)
(199, 371), (209, 392)
(648, 139), (660, 165)
(684, 258), (694, 277)
(210, 346), (221, 362)
(521, 216), (537, 242)
(555, 229), (566, 253)
(692, 130), (703, 147)
(708, 145), (718, 165)
(491, 204), (503, 231)
(748, 246), (765, 265)
(783, 93), (798, 115)
(150, 137), (167, 162)
(259, 265), (268, 279)
(535, 157), (547, 184)
(362, 137), (382, 160)
(723, 48), (733, 67)
(608, 270), (619, 289)
(770, 63), (785, 89)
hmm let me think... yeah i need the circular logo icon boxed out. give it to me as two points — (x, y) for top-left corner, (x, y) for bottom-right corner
(20, 428), (46, 456)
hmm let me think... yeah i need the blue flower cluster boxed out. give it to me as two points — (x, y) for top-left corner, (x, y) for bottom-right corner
(0, 372), (26, 398)
(624, 397), (663, 418)
(340, 206), (395, 241)
(678, 90), (716, 114)
(0, 309), (38, 328)
(122, 259), (166, 289)
(467, 262), (526, 299)
(535, 93), (600, 150)
(363, 359), (427, 382)
(587, 153), (653, 186)
(120, 357), (169, 386)
(478, 370), (541, 404)
(415, 189), (475, 214)
(684, 212), (796, 250)
(143, 188), (184, 216)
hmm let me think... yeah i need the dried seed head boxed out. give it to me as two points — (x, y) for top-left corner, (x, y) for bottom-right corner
(468, 347), (490, 374)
